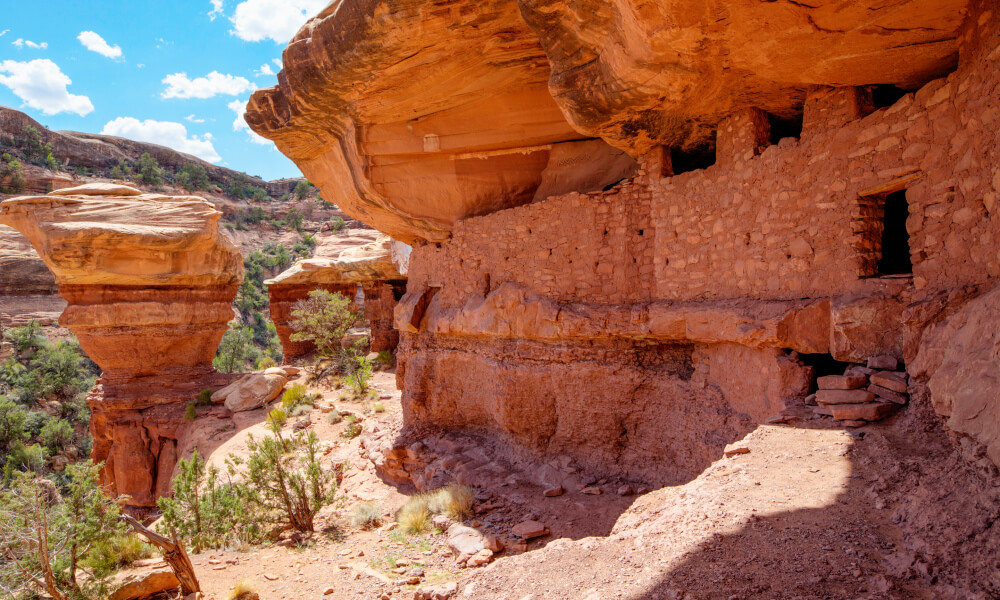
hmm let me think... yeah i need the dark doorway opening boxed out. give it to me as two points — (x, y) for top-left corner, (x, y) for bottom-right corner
(877, 190), (912, 275)
(768, 114), (803, 145)
(870, 85), (912, 111)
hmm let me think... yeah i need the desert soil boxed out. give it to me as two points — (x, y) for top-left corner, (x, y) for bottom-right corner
(117, 370), (995, 600)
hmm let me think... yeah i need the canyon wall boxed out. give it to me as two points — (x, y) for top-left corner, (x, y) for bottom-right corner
(266, 231), (408, 359)
(249, 0), (1000, 484)
(0, 183), (243, 506)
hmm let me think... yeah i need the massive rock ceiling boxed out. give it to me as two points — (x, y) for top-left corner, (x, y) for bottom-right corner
(247, 0), (969, 243)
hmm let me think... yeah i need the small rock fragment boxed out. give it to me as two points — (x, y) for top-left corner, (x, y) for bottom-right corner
(724, 447), (750, 457)
(816, 389), (876, 405)
(512, 520), (549, 539)
(817, 375), (868, 390)
(543, 485), (564, 497)
(581, 486), (602, 495)
(870, 371), (908, 393)
(617, 485), (634, 496)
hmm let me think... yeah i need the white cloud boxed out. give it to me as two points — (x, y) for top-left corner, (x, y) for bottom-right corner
(0, 59), (94, 116)
(228, 98), (272, 145)
(77, 31), (122, 59)
(230, 0), (328, 43)
(209, 0), (224, 20)
(0, 30), (9, 38)
(255, 63), (274, 77)
(184, 114), (206, 123)
(271, 58), (281, 68)
(161, 71), (254, 99)
(101, 117), (221, 163)
(13, 39), (48, 49)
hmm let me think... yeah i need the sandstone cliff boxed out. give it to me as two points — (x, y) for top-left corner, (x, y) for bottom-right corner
(0, 183), (244, 506)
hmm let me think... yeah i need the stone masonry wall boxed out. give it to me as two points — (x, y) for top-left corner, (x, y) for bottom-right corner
(394, 5), (1000, 484)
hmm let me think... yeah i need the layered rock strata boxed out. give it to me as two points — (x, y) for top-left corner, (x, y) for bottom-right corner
(251, 1), (1000, 480)
(0, 183), (243, 505)
(266, 231), (408, 359)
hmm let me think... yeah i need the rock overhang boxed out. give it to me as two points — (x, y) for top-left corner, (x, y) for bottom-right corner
(246, 0), (970, 244)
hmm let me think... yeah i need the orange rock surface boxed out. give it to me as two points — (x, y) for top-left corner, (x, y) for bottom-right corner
(252, 0), (998, 482)
(247, 0), (968, 243)
(0, 183), (244, 506)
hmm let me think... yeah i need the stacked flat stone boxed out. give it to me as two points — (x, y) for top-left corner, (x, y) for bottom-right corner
(810, 355), (909, 426)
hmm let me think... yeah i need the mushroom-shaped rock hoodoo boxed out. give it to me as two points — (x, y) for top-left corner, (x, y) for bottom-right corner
(246, 0), (968, 243)
(0, 183), (244, 506)
(266, 231), (408, 360)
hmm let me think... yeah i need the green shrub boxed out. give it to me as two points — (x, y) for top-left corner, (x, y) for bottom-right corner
(79, 533), (155, 577)
(266, 408), (287, 428)
(343, 348), (373, 395)
(284, 207), (304, 232)
(176, 163), (210, 191)
(184, 403), (198, 422)
(0, 399), (29, 452)
(340, 415), (361, 439)
(293, 180), (313, 200)
(196, 389), (213, 406)
(214, 323), (260, 373)
(229, 430), (336, 533)
(372, 403), (386, 414)
(349, 501), (383, 529)
(0, 153), (26, 193)
(326, 409), (343, 425)
(39, 419), (74, 452)
(328, 216), (347, 233)
(157, 449), (256, 552)
(289, 290), (358, 359)
(135, 153), (164, 187)
(0, 461), (129, 599)
(281, 383), (308, 410)
(109, 160), (134, 180)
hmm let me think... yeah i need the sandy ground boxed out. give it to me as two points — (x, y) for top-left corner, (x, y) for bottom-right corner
(116, 369), (1000, 600)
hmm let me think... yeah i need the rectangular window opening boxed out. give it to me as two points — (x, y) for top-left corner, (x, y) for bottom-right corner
(856, 188), (913, 278)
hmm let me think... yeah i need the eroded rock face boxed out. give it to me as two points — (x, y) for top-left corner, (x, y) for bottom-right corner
(245, 0), (638, 243)
(267, 231), (408, 359)
(517, 0), (968, 154)
(911, 284), (1000, 464)
(0, 225), (65, 335)
(0, 183), (244, 506)
(247, 0), (966, 242)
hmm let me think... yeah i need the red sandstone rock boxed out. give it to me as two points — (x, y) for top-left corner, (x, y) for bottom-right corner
(816, 390), (877, 406)
(912, 283), (1000, 465)
(869, 384), (909, 405)
(817, 375), (868, 391)
(827, 402), (900, 422)
(246, 0), (965, 243)
(0, 183), (243, 506)
(870, 371), (908, 393)
(512, 520), (549, 540)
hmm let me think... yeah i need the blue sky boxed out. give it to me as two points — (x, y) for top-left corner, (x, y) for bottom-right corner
(0, 0), (328, 180)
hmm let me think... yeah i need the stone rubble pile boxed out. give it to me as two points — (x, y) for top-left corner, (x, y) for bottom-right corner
(808, 355), (908, 426)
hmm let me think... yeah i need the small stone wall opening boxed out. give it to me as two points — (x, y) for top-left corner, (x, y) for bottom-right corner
(869, 85), (912, 111)
(670, 144), (716, 176)
(855, 188), (913, 278)
(768, 114), (803, 144)
(798, 353), (851, 391)
(878, 190), (913, 276)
